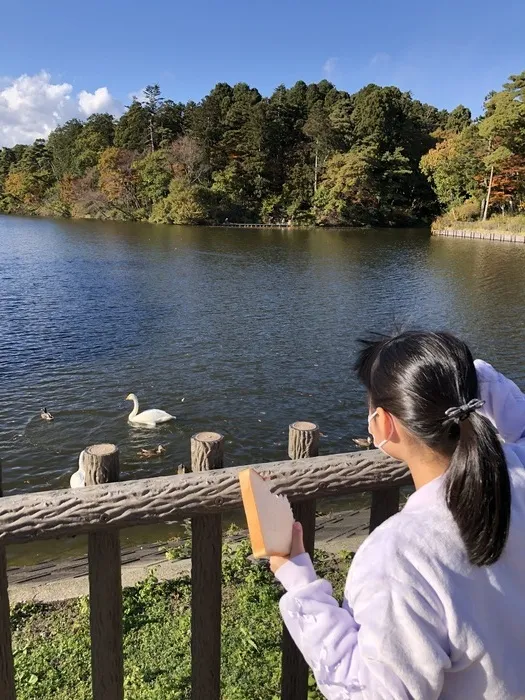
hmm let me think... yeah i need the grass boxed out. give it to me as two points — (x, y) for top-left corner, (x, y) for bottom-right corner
(11, 540), (353, 700)
(433, 213), (525, 234)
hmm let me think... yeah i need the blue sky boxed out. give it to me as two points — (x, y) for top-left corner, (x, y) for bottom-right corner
(1, 0), (524, 146)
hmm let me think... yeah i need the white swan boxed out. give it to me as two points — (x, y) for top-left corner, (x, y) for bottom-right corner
(126, 393), (175, 427)
(70, 451), (86, 488)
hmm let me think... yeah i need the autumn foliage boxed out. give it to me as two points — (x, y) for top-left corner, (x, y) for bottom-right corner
(1, 73), (525, 226)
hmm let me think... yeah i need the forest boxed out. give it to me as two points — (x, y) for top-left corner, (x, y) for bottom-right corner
(0, 72), (524, 227)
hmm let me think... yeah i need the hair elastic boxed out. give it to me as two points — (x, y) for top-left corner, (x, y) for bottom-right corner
(444, 398), (485, 423)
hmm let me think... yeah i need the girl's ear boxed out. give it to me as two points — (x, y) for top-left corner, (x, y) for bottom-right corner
(373, 407), (394, 443)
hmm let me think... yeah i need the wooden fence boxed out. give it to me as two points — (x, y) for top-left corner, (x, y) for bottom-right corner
(0, 422), (412, 700)
(432, 227), (525, 243)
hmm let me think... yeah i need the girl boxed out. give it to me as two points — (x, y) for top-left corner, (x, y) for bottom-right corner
(271, 331), (525, 699)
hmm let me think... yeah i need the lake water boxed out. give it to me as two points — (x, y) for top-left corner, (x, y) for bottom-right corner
(2, 216), (525, 562)
(2, 215), (525, 495)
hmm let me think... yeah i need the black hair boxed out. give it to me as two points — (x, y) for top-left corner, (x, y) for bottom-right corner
(354, 330), (510, 567)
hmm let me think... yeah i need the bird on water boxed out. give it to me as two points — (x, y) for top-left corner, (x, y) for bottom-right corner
(137, 445), (166, 459)
(125, 394), (175, 427)
(352, 436), (373, 449)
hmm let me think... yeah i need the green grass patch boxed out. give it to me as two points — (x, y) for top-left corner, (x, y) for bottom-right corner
(11, 540), (353, 699)
(433, 212), (525, 234)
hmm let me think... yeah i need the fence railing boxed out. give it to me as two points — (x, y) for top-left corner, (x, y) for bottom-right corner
(0, 422), (412, 700)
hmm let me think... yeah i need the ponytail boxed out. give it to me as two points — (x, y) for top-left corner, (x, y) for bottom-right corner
(445, 412), (511, 566)
(355, 330), (512, 567)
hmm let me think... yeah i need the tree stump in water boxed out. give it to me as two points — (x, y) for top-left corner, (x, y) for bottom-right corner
(190, 432), (224, 472)
(83, 444), (120, 485)
(288, 421), (320, 459)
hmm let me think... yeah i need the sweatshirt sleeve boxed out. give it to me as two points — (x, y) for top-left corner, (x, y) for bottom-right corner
(276, 552), (450, 699)
(475, 359), (525, 444)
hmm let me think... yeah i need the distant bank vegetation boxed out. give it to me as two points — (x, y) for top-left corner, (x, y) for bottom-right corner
(1, 71), (524, 229)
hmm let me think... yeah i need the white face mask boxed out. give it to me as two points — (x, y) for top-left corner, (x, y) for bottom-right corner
(368, 409), (393, 453)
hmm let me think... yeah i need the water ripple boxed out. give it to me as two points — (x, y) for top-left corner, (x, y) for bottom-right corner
(1, 217), (525, 497)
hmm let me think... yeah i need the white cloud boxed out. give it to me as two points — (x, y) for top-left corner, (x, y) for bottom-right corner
(0, 71), (123, 147)
(323, 57), (338, 79)
(369, 52), (391, 68)
(128, 87), (146, 103)
(78, 87), (121, 117)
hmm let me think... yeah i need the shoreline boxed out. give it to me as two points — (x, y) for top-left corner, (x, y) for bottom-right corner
(433, 228), (525, 243)
(0, 211), (431, 230)
(8, 505), (371, 603)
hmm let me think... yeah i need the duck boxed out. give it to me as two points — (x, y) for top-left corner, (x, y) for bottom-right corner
(352, 436), (374, 450)
(137, 445), (166, 459)
(40, 407), (54, 421)
(70, 452), (85, 488)
(125, 394), (175, 427)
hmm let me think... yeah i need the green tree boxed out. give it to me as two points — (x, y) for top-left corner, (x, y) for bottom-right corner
(479, 73), (525, 156)
(303, 101), (335, 193)
(0, 148), (17, 209)
(328, 94), (354, 148)
(155, 100), (184, 147)
(211, 161), (255, 219)
(114, 100), (150, 151)
(215, 85), (270, 214)
(133, 150), (172, 214)
(142, 84), (163, 152)
(264, 85), (306, 197)
(2, 139), (55, 212)
(420, 126), (485, 208)
(187, 83), (233, 171)
(150, 179), (214, 224)
(5, 71), (525, 226)
(73, 113), (115, 173)
(281, 162), (315, 222)
(46, 119), (84, 178)
(446, 105), (472, 134)
(315, 144), (419, 226)
(314, 146), (379, 225)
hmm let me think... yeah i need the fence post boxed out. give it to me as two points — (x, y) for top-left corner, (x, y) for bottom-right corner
(369, 487), (400, 532)
(191, 432), (224, 700)
(85, 444), (123, 700)
(0, 458), (16, 700)
(281, 422), (319, 700)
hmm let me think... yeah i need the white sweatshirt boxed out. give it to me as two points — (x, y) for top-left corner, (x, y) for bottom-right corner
(276, 360), (525, 699)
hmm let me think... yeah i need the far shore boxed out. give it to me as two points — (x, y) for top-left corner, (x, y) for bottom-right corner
(432, 228), (525, 243)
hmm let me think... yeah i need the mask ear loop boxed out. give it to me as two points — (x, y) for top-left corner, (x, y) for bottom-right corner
(377, 434), (391, 449)
(369, 410), (394, 449)
(379, 415), (395, 448)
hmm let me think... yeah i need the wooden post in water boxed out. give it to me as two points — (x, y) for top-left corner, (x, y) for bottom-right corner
(0, 458), (16, 700)
(83, 444), (120, 485)
(85, 444), (123, 700)
(191, 432), (224, 473)
(288, 421), (320, 462)
(190, 432), (224, 700)
(281, 421), (320, 700)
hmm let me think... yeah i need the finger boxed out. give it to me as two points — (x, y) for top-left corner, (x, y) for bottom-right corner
(291, 521), (305, 556)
